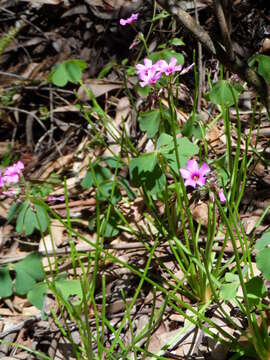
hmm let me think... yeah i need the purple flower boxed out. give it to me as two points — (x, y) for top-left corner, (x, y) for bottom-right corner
(120, 13), (139, 26)
(180, 159), (210, 188)
(218, 189), (226, 203)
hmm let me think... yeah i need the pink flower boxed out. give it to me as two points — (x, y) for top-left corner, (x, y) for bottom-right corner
(218, 189), (226, 203)
(120, 13), (139, 26)
(157, 57), (183, 76)
(180, 159), (210, 188)
(139, 68), (162, 87)
(3, 161), (24, 185)
(135, 59), (155, 80)
(135, 59), (162, 87)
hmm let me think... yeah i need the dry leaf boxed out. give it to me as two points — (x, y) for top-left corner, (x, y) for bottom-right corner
(190, 202), (209, 227)
(77, 79), (126, 101)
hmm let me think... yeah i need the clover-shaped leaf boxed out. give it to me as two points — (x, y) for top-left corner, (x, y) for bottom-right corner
(14, 253), (44, 295)
(49, 59), (87, 87)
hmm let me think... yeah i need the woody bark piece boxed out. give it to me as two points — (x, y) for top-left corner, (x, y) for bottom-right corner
(156, 0), (270, 113)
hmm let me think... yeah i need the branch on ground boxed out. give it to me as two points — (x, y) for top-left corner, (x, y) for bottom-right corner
(156, 0), (270, 113)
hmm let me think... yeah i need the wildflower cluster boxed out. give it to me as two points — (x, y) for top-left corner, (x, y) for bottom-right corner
(0, 160), (24, 196)
(180, 159), (226, 203)
(136, 57), (193, 87)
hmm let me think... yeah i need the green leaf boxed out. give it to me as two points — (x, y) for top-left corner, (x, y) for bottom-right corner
(27, 282), (48, 310)
(220, 282), (239, 301)
(257, 55), (270, 84)
(255, 231), (270, 251)
(209, 80), (242, 107)
(256, 248), (270, 280)
(148, 50), (184, 66)
(129, 153), (157, 187)
(135, 84), (151, 97)
(23, 207), (36, 236)
(118, 178), (137, 200)
(129, 153), (165, 196)
(225, 272), (239, 283)
(14, 253), (44, 295)
(144, 164), (166, 197)
(152, 10), (170, 21)
(34, 204), (49, 233)
(161, 136), (199, 173)
(0, 267), (13, 298)
(7, 202), (21, 224)
(14, 269), (37, 295)
(14, 253), (44, 283)
(169, 38), (185, 46)
(156, 133), (173, 150)
(181, 113), (202, 139)
(101, 213), (119, 238)
(245, 276), (266, 306)
(49, 59), (87, 87)
(138, 110), (160, 138)
(82, 164), (111, 189)
(56, 279), (83, 305)
(16, 201), (29, 234)
(102, 156), (123, 169)
(97, 181), (122, 204)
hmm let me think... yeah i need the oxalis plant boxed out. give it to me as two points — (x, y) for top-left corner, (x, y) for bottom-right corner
(2, 8), (270, 360)
(43, 12), (270, 360)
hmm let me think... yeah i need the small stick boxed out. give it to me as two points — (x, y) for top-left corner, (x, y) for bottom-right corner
(193, 0), (203, 113)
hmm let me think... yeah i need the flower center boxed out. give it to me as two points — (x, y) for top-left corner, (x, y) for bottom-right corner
(192, 173), (199, 181)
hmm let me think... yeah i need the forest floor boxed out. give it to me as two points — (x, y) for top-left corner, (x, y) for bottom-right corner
(0, 1), (270, 359)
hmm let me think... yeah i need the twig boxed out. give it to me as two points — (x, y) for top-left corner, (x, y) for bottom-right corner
(213, 0), (234, 61)
(0, 316), (41, 339)
(193, 0), (203, 113)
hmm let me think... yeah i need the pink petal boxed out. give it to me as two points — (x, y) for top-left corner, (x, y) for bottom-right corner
(180, 168), (191, 179)
(186, 159), (199, 173)
(144, 58), (153, 68)
(199, 163), (210, 176)
(169, 57), (177, 67)
(136, 64), (145, 71)
(16, 161), (24, 171)
(184, 178), (197, 188)
(218, 189), (226, 203)
(130, 13), (139, 21)
(155, 59), (167, 70)
(120, 19), (127, 25)
(174, 64), (183, 72)
(196, 176), (206, 186)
